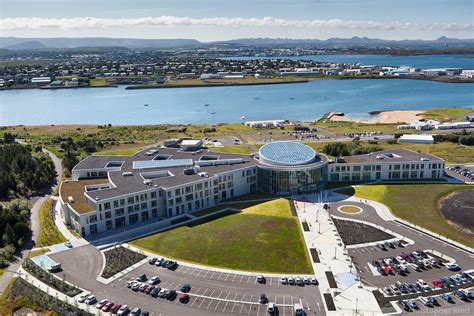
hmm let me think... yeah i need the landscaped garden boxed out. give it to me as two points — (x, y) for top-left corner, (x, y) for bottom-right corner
(101, 246), (147, 278)
(37, 198), (67, 247)
(336, 184), (474, 248)
(131, 198), (312, 274)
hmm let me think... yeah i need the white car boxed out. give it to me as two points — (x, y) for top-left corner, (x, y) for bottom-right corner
(303, 277), (310, 285)
(288, 277), (295, 285)
(84, 294), (96, 305)
(148, 276), (160, 285)
(416, 279), (430, 291)
(256, 275), (265, 283)
(445, 263), (460, 270)
(267, 302), (276, 314)
(64, 242), (73, 248)
(383, 258), (393, 266)
(295, 277), (303, 286)
(117, 305), (130, 315)
(95, 299), (108, 309)
(396, 256), (406, 264)
(310, 277), (318, 285)
(77, 293), (89, 303)
(280, 276), (288, 284)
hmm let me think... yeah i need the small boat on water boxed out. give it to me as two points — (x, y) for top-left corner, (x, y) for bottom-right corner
(204, 103), (209, 107)
(253, 97), (260, 100)
(289, 97), (295, 100)
(210, 111), (216, 114)
(241, 115), (246, 120)
(144, 104), (149, 106)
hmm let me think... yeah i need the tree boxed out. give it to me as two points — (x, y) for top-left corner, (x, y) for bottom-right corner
(2, 132), (15, 144)
(3, 224), (15, 246)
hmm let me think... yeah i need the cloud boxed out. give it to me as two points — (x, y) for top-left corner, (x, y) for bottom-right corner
(0, 16), (471, 32)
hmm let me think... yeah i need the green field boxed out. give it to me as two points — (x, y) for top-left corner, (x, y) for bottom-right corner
(131, 199), (312, 273)
(336, 184), (474, 248)
(96, 147), (143, 156)
(423, 107), (473, 122)
(37, 199), (67, 247)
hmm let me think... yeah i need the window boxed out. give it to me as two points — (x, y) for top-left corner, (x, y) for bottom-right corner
(362, 172), (371, 180)
(176, 197), (182, 204)
(106, 220), (113, 230)
(105, 211), (111, 219)
(127, 197), (134, 204)
(175, 188), (181, 195)
(410, 171), (417, 178)
(151, 200), (157, 207)
(394, 165), (401, 170)
(152, 208), (158, 218)
(104, 202), (111, 210)
(141, 211), (149, 222)
(363, 165), (371, 171)
(89, 215), (98, 223)
(113, 200), (119, 208)
(375, 172), (381, 180)
(127, 206), (133, 213)
(352, 166), (361, 172)
(402, 171), (409, 179)
(129, 213), (139, 225)
(376, 165), (381, 171)
(151, 191), (157, 199)
(115, 208), (124, 216)
(141, 202), (147, 210)
(115, 217), (126, 228)
(120, 199), (125, 206)
(89, 224), (98, 235)
(352, 173), (361, 181)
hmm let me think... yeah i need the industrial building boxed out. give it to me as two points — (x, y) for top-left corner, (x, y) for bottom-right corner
(399, 134), (434, 144)
(59, 141), (444, 237)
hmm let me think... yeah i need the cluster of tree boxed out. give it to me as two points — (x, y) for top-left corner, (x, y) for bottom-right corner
(57, 136), (105, 175)
(323, 141), (383, 157)
(433, 132), (474, 145)
(0, 143), (56, 198)
(0, 199), (30, 269)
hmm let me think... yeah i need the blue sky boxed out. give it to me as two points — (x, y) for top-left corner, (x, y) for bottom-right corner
(0, 0), (472, 40)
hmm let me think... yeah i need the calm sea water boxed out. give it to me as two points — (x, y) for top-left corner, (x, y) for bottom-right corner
(224, 54), (474, 69)
(1, 79), (473, 125)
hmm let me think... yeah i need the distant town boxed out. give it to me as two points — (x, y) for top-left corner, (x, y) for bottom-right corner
(1, 47), (474, 90)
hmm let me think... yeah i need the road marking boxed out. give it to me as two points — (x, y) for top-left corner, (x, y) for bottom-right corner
(247, 276), (251, 283)
(190, 296), (198, 307)
(214, 298), (222, 311)
(230, 293), (239, 313)
(198, 289), (209, 309)
(210, 271), (215, 279)
(240, 275), (244, 282)
(240, 294), (246, 313)
(222, 293), (232, 312)
(283, 297), (285, 316)
(257, 303), (261, 316)
(203, 270), (209, 278)
(232, 274), (237, 282)
(217, 272), (223, 280)
(269, 277), (273, 285)
(224, 273), (230, 281)
(206, 294), (215, 309)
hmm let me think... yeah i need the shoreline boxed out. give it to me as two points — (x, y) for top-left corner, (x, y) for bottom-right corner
(327, 110), (425, 124)
(2, 75), (472, 92)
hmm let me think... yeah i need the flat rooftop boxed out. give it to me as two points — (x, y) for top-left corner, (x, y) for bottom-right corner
(340, 148), (443, 164)
(60, 178), (110, 214)
(72, 147), (257, 201)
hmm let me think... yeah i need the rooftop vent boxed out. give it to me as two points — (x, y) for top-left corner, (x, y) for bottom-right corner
(420, 157), (430, 161)
(143, 179), (152, 185)
(68, 196), (74, 203)
(197, 172), (209, 178)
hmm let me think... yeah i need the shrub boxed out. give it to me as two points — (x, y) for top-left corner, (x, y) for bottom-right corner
(101, 246), (146, 278)
(460, 134), (474, 146)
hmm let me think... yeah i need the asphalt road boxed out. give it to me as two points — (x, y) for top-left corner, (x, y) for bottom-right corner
(327, 200), (474, 314)
(50, 245), (325, 316)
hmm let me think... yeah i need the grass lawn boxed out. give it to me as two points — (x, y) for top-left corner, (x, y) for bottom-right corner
(338, 206), (362, 214)
(211, 146), (254, 155)
(423, 107), (473, 122)
(89, 78), (110, 87)
(336, 184), (474, 248)
(28, 247), (51, 258)
(37, 199), (67, 247)
(131, 199), (312, 274)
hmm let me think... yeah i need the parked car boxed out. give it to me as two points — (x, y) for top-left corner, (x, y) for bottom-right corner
(155, 258), (165, 266)
(77, 293), (89, 303)
(408, 300), (418, 310)
(260, 293), (268, 304)
(130, 307), (142, 316)
(148, 258), (157, 265)
(136, 274), (147, 282)
(127, 280), (137, 288)
(398, 300), (410, 312)
(383, 287), (393, 296)
(445, 263), (460, 271)
(132, 282), (141, 291)
(85, 294), (97, 305)
(101, 302), (114, 312)
(442, 293), (454, 303)
(138, 283), (148, 292)
(378, 243), (387, 251)
(180, 283), (191, 293)
(303, 277), (310, 285)
(95, 299), (108, 309)
(310, 277), (318, 285)
(144, 285), (155, 294)
(295, 277), (303, 286)
(453, 290), (467, 300)
(432, 279), (443, 287)
(166, 290), (177, 300)
(416, 279), (430, 291)
(148, 276), (160, 285)
(111, 304), (122, 313)
(257, 275), (265, 283)
(150, 287), (160, 297)
(117, 305), (130, 315)
(267, 302), (277, 314)
(280, 276), (288, 284)
(158, 289), (168, 298)
(288, 277), (295, 285)
(179, 293), (189, 303)
(64, 242), (73, 248)
(418, 296), (431, 306)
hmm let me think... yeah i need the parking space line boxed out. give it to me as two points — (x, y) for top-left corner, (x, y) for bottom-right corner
(195, 268), (203, 277)
(269, 277), (273, 285)
(257, 303), (261, 315)
(247, 276), (251, 283)
(214, 298), (222, 311)
(230, 293), (239, 313)
(224, 273), (230, 281)
(222, 293), (232, 312)
(206, 292), (215, 309)
(217, 272), (223, 280)
(283, 297), (285, 316)
(190, 296), (198, 307)
(240, 294), (246, 313)
(232, 274), (237, 282)
(203, 270), (209, 278)
(209, 271), (215, 279)
(240, 275), (244, 282)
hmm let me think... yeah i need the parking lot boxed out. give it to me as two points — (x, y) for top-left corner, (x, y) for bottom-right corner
(49, 245), (324, 315)
(445, 164), (474, 183)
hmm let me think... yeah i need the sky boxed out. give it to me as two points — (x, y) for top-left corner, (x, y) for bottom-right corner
(0, 0), (472, 41)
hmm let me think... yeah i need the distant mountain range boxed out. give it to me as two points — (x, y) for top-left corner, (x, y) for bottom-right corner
(0, 36), (473, 50)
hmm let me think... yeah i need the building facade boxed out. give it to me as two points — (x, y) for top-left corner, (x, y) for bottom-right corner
(59, 142), (444, 237)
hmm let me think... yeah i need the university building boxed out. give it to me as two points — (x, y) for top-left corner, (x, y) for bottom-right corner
(59, 141), (444, 237)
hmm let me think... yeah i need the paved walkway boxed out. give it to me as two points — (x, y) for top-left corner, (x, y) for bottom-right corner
(293, 193), (384, 315)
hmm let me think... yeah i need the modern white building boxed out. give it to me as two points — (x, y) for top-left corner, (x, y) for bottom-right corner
(59, 142), (445, 238)
(435, 122), (471, 130)
(399, 134), (434, 144)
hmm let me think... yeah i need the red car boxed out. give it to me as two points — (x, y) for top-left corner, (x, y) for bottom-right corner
(432, 279), (444, 287)
(144, 285), (155, 294)
(384, 266), (392, 274)
(101, 302), (114, 312)
(179, 293), (189, 303)
(111, 303), (122, 314)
